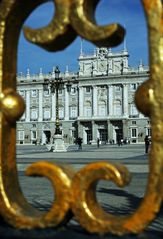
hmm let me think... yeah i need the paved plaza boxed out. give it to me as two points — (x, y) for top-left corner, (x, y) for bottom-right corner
(15, 143), (163, 238)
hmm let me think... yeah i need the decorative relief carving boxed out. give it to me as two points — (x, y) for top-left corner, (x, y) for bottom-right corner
(0, 0), (162, 236)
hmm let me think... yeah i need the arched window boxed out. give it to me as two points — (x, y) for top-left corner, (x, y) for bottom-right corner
(98, 100), (106, 116)
(113, 100), (122, 116)
(84, 101), (92, 117)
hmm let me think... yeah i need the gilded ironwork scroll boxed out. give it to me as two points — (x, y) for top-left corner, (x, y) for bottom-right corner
(0, 0), (162, 236)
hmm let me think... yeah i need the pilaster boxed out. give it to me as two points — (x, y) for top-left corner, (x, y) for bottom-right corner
(92, 120), (97, 143)
(108, 85), (113, 115)
(123, 84), (128, 116)
(79, 86), (84, 117)
(64, 87), (69, 120)
(38, 89), (43, 121)
(92, 86), (98, 116)
(26, 89), (30, 122)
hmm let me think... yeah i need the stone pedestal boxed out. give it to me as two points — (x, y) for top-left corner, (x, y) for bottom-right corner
(46, 134), (67, 152)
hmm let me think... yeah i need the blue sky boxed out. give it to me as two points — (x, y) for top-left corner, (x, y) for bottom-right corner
(18, 0), (148, 75)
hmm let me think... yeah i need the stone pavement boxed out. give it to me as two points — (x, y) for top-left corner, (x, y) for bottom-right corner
(0, 144), (162, 238)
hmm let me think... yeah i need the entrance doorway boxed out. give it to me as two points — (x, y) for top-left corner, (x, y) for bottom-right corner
(99, 129), (107, 143)
(115, 128), (123, 144)
(43, 131), (51, 144)
(86, 129), (92, 144)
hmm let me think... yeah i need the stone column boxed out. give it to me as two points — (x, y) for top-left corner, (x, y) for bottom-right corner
(91, 120), (97, 144)
(51, 93), (56, 121)
(107, 120), (113, 143)
(26, 89), (30, 122)
(38, 89), (43, 121)
(92, 86), (98, 116)
(123, 84), (128, 116)
(108, 85), (113, 115)
(78, 121), (83, 138)
(64, 87), (69, 120)
(79, 86), (84, 117)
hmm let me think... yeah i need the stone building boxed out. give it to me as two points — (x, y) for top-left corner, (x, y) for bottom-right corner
(17, 45), (151, 145)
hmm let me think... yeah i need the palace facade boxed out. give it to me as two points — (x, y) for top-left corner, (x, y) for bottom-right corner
(17, 46), (150, 145)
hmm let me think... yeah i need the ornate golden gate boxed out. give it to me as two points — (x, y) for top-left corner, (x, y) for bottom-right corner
(0, 0), (162, 236)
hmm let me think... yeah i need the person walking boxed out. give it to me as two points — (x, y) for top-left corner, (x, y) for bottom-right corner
(144, 135), (150, 153)
(77, 137), (82, 150)
(97, 138), (100, 148)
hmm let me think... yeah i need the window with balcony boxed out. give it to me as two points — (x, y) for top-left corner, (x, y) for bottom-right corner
(70, 106), (77, 119)
(84, 101), (92, 117)
(113, 100), (122, 116)
(43, 108), (51, 120)
(31, 109), (38, 121)
(130, 103), (138, 117)
(59, 107), (64, 119)
(98, 100), (106, 116)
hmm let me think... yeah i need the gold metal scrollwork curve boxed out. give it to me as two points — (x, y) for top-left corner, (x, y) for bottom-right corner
(0, 0), (162, 236)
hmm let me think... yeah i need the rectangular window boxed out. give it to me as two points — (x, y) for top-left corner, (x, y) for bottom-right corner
(131, 128), (137, 138)
(31, 90), (37, 97)
(70, 106), (77, 118)
(132, 121), (136, 125)
(130, 104), (138, 116)
(84, 107), (92, 117)
(114, 104), (122, 115)
(99, 105), (106, 116)
(59, 108), (64, 119)
(43, 109), (51, 120)
(44, 89), (50, 96)
(31, 109), (38, 120)
(130, 84), (137, 91)
(18, 131), (24, 140)
(86, 86), (91, 93)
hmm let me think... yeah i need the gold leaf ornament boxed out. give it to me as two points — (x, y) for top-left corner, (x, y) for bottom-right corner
(23, 0), (125, 51)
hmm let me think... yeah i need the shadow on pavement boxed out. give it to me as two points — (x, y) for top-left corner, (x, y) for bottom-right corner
(97, 188), (163, 233)
(0, 190), (162, 239)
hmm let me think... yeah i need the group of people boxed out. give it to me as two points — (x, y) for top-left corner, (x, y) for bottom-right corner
(76, 135), (151, 153)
